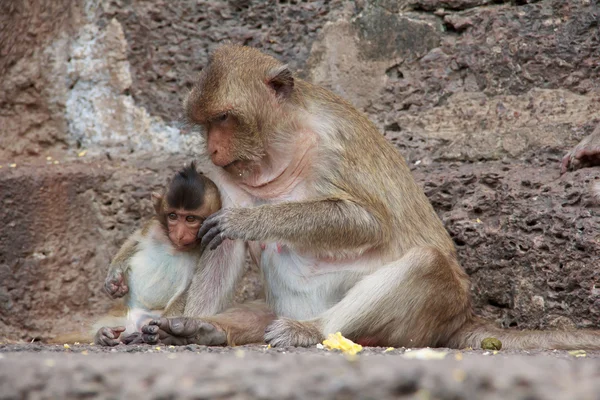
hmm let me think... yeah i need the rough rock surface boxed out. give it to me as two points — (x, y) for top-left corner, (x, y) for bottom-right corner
(2, 344), (600, 399)
(0, 0), (599, 346)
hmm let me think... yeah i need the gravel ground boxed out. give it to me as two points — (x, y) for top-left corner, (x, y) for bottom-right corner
(2, 344), (600, 399)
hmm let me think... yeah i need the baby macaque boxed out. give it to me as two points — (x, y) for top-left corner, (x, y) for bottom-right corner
(53, 162), (221, 346)
(98, 162), (221, 345)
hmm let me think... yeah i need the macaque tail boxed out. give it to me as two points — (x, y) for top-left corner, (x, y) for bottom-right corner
(451, 318), (600, 350)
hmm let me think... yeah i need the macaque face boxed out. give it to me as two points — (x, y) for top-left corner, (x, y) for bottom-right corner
(166, 209), (206, 251)
(153, 163), (222, 251)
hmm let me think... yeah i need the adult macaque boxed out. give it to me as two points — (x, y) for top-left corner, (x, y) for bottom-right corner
(141, 45), (600, 350)
(53, 163), (243, 346)
(561, 123), (600, 174)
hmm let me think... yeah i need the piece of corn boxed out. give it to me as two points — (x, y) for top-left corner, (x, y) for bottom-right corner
(322, 332), (363, 356)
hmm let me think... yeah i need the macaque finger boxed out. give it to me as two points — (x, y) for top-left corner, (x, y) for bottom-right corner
(197, 212), (221, 240)
(209, 234), (225, 250)
(200, 226), (223, 251)
(560, 154), (571, 175)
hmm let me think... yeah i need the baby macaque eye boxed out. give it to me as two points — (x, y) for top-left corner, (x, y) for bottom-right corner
(186, 215), (197, 222)
(168, 213), (177, 220)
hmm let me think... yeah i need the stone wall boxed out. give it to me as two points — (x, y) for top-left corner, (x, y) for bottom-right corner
(0, 0), (598, 342)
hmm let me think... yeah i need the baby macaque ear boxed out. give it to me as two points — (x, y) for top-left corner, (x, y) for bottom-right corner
(151, 191), (164, 214)
(267, 64), (294, 99)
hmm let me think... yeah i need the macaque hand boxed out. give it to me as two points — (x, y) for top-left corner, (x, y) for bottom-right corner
(561, 134), (600, 174)
(94, 326), (126, 347)
(104, 268), (129, 299)
(197, 208), (252, 251)
(140, 317), (227, 346)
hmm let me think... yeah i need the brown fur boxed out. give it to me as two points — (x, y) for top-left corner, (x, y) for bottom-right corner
(149, 45), (600, 351)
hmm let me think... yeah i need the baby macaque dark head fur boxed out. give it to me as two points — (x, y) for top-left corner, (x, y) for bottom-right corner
(166, 162), (210, 211)
(152, 162), (221, 251)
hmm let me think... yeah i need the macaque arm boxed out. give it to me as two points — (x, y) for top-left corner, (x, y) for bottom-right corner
(183, 239), (247, 317)
(202, 198), (388, 254)
(104, 231), (141, 298)
(163, 289), (188, 317)
(108, 232), (140, 275)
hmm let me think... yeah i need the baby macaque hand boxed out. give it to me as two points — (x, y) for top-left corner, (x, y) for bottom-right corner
(104, 268), (129, 298)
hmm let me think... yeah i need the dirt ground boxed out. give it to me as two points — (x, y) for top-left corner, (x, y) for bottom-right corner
(2, 344), (600, 399)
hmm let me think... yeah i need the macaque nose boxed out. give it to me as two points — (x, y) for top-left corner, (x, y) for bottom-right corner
(206, 129), (232, 167)
(207, 139), (219, 158)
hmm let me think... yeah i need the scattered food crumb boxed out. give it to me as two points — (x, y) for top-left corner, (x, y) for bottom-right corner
(74, 342), (80, 345)
(568, 350), (586, 358)
(9, 164), (16, 168)
(78, 150), (87, 157)
(53, 160), (59, 164)
(402, 348), (448, 360)
(322, 332), (363, 356)
(168, 346), (175, 349)
(155, 347), (161, 351)
(46, 156), (52, 161)
(384, 347), (395, 353)
(316, 343), (324, 350)
(63, 344), (70, 349)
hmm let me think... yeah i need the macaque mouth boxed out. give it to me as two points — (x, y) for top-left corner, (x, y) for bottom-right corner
(222, 160), (240, 170)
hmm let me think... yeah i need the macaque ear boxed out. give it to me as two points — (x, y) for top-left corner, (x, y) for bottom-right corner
(151, 191), (164, 214)
(267, 64), (294, 99)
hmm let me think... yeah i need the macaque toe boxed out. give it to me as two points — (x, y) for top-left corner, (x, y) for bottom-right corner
(121, 332), (144, 345)
(141, 324), (159, 335)
(142, 333), (159, 344)
(140, 318), (226, 346)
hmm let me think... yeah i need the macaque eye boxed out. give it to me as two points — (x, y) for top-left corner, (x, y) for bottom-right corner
(186, 215), (197, 223)
(168, 213), (177, 220)
(215, 112), (228, 123)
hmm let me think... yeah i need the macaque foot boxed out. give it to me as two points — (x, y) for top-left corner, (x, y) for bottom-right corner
(561, 136), (600, 174)
(264, 318), (324, 347)
(120, 332), (145, 345)
(94, 326), (126, 347)
(103, 269), (129, 299)
(141, 317), (227, 346)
